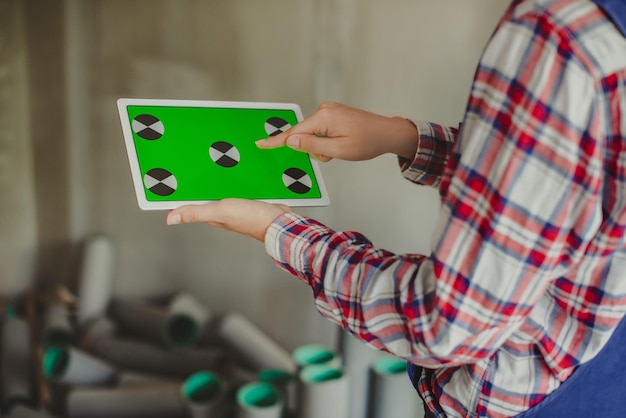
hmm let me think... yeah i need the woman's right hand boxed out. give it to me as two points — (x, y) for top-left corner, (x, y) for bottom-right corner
(256, 102), (419, 162)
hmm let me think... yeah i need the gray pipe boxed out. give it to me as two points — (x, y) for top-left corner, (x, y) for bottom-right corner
(76, 236), (116, 329)
(298, 365), (349, 418)
(68, 372), (227, 418)
(67, 387), (186, 418)
(339, 331), (380, 418)
(43, 346), (117, 386)
(217, 313), (295, 373)
(368, 356), (422, 418)
(117, 372), (182, 389)
(109, 295), (213, 348)
(83, 334), (227, 378)
(1, 312), (35, 412)
(165, 293), (211, 347)
(107, 298), (168, 344)
(258, 369), (296, 415)
(5, 405), (56, 418)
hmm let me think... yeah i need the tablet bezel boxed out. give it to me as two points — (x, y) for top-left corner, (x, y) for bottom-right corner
(117, 98), (330, 210)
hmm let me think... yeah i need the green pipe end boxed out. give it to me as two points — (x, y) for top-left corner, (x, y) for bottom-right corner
(183, 371), (222, 403)
(292, 344), (335, 367)
(373, 356), (407, 375)
(237, 382), (279, 408)
(43, 346), (69, 379)
(5, 306), (17, 319)
(300, 365), (344, 383)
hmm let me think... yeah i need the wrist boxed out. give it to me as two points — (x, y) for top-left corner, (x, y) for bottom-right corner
(387, 117), (419, 160)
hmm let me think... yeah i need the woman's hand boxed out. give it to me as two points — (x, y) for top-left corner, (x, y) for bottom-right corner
(256, 102), (419, 161)
(166, 198), (292, 242)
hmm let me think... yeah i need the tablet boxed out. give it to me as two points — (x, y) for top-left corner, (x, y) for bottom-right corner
(117, 98), (330, 210)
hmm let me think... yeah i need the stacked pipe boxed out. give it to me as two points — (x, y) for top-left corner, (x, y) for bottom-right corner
(34, 235), (301, 418)
(1, 303), (37, 414)
(338, 330), (425, 418)
(0, 235), (426, 417)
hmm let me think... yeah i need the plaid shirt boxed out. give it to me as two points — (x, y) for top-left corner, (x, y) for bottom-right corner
(265, 0), (626, 416)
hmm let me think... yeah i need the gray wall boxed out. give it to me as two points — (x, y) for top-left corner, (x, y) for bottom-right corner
(1, 0), (508, 350)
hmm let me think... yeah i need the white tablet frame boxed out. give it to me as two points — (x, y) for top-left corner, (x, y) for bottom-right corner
(117, 98), (330, 210)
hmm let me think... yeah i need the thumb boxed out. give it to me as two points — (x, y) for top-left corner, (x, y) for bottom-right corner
(166, 204), (219, 225)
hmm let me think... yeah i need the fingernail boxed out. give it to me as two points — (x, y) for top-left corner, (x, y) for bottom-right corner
(255, 139), (266, 147)
(167, 213), (181, 225)
(287, 136), (300, 148)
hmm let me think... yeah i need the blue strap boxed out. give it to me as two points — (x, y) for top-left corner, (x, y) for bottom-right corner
(517, 314), (626, 417)
(592, 0), (626, 36)
(407, 361), (421, 390)
(408, 315), (626, 417)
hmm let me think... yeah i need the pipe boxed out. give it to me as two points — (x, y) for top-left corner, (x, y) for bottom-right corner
(76, 236), (116, 329)
(292, 344), (340, 368)
(338, 330), (379, 418)
(43, 346), (117, 386)
(83, 334), (227, 379)
(217, 313), (295, 373)
(258, 369), (296, 415)
(107, 298), (168, 344)
(5, 405), (56, 418)
(368, 356), (421, 418)
(181, 371), (225, 418)
(67, 387), (186, 418)
(1, 310), (35, 413)
(165, 293), (211, 347)
(298, 365), (349, 418)
(236, 382), (283, 418)
(117, 372), (182, 389)
(109, 294), (214, 348)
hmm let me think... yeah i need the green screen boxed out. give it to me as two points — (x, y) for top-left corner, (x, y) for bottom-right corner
(126, 105), (322, 201)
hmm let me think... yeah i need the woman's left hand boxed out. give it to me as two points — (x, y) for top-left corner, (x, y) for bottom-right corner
(166, 198), (293, 242)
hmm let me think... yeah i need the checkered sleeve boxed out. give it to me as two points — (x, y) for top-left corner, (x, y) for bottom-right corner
(265, 9), (604, 371)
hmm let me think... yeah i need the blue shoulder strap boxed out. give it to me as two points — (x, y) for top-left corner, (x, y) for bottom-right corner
(592, 0), (626, 36)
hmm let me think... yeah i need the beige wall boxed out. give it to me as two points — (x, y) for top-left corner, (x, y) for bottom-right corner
(1, 0), (508, 349)
(0, 0), (37, 296)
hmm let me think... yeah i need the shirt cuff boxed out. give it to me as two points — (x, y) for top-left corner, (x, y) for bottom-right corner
(398, 119), (432, 174)
(264, 212), (322, 268)
(398, 120), (455, 187)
